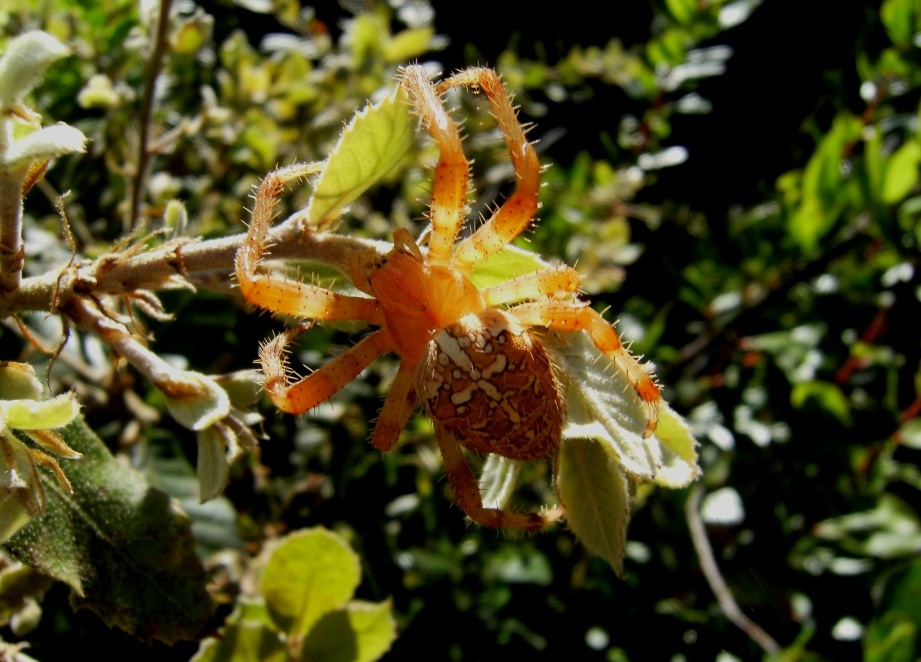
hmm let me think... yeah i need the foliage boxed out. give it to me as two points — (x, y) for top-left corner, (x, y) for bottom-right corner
(0, 0), (917, 660)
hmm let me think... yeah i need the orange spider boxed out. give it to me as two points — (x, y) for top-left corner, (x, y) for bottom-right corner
(235, 65), (660, 531)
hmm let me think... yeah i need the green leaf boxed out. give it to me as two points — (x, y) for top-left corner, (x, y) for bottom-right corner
(192, 598), (288, 662)
(554, 331), (700, 486)
(791, 380), (851, 425)
(304, 88), (414, 231)
(865, 611), (917, 662)
(882, 140), (921, 204)
(4, 419), (213, 644)
(556, 436), (630, 575)
(301, 600), (397, 662)
(2, 392), (80, 431)
(881, 0), (921, 46)
(0, 363), (43, 401)
(261, 527), (361, 638)
(383, 27), (435, 62)
(469, 245), (552, 288)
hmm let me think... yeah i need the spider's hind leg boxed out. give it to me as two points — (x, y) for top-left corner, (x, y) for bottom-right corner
(436, 429), (563, 531)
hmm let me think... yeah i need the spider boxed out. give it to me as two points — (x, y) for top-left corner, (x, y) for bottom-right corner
(235, 65), (661, 531)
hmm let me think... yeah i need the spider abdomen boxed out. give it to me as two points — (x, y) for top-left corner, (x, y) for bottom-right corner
(418, 308), (564, 461)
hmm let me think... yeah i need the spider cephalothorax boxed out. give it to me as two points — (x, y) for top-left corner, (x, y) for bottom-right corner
(235, 65), (661, 531)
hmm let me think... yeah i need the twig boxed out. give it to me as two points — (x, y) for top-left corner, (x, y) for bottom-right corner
(128, 0), (173, 232)
(686, 484), (781, 655)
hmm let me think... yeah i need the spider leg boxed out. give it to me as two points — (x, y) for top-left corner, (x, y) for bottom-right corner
(236, 163), (385, 325)
(400, 65), (469, 267)
(480, 265), (581, 307)
(436, 428), (563, 531)
(511, 301), (661, 437)
(259, 327), (393, 415)
(438, 68), (540, 270)
(371, 361), (418, 451)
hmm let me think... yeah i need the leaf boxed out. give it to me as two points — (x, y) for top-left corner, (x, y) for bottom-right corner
(304, 88), (414, 231)
(4, 419), (213, 644)
(2, 392), (80, 431)
(478, 454), (520, 511)
(469, 245), (552, 288)
(554, 331), (700, 486)
(163, 371), (231, 431)
(556, 436), (631, 575)
(192, 598), (288, 662)
(301, 601), (397, 662)
(0, 31), (69, 110)
(261, 527), (361, 638)
(0, 123), (87, 174)
(882, 140), (921, 204)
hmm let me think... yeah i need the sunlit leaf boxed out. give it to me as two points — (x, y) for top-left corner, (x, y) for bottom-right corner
(2, 392), (80, 431)
(479, 454), (520, 512)
(0, 363), (43, 401)
(556, 436), (630, 575)
(384, 27), (434, 62)
(4, 419), (213, 644)
(304, 88), (414, 230)
(302, 600), (397, 662)
(791, 380), (851, 425)
(470, 245), (552, 288)
(554, 331), (700, 485)
(262, 528), (361, 638)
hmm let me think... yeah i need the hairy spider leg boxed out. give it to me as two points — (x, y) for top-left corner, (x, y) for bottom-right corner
(371, 362), (419, 451)
(259, 327), (394, 415)
(400, 66), (469, 268)
(480, 265), (582, 307)
(436, 429), (564, 531)
(235, 163), (385, 325)
(436, 68), (541, 271)
(511, 301), (661, 437)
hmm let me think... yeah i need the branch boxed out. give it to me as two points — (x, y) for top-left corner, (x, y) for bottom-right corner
(685, 484), (782, 655)
(0, 221), (387, 319)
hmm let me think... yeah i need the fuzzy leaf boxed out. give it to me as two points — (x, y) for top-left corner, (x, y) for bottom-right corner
(0, 124), (87, 173)
(304, 88), (414, 230)
(0, 31), (69, 110)
(556, 436), (630, 575)
(1, 392), (80, 432)
(0, 363), (43, 401)
(554, 331), (700, 486)
(4, 419), (213, 644)
(261, 528), (361, 638)
(163, 371), (231, 431)
(302, 600), (397, 662)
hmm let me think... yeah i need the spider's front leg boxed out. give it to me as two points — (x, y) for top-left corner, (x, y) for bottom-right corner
(512, 300), (661, 437)
(437, 67), (542, 269)
(436, 429), (563, 531)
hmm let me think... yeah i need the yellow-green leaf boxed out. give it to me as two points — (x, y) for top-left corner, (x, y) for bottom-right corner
(470, 245), (552, 288)
(882, 140), (921, 204)
(305, 88), (414, 231)
(556, 437), (630, 575)
(262, 528), (361, 638)
(192, 598), (287, 662)
(301, 600), (397, 662)
(2, 392), (80, 431)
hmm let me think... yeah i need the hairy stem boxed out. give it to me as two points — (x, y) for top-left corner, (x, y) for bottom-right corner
(1, 223), (386, 319)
